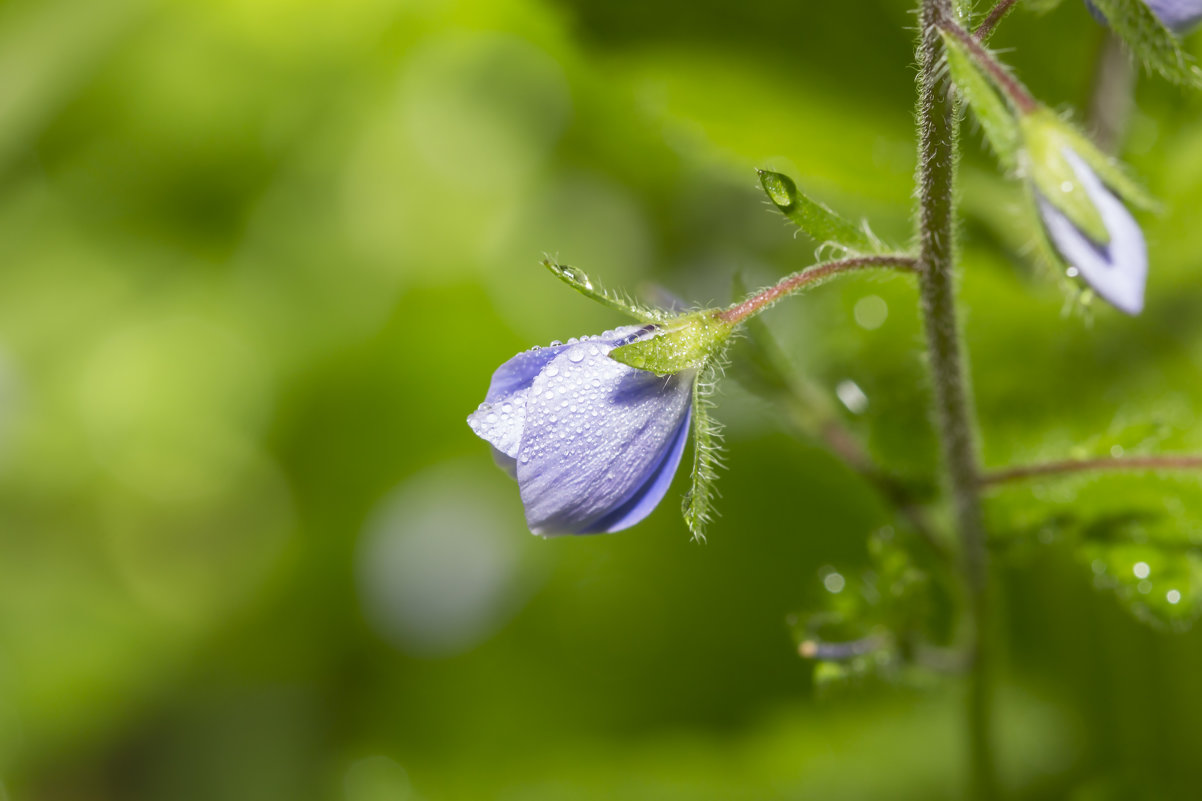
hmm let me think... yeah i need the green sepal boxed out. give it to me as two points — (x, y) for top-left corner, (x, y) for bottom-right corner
(1048, 117), (1160, 213)
(942, 31), (1021, 170)
(543, 258), (666, 323)
(682, 362), (725, 542)
(1089, 0), (1202, 89)
(756, 170), (881, 255)
(1020, 109), (1159, 245)
(608, 311), (734, 377)
(1020, 110), (1110, 244)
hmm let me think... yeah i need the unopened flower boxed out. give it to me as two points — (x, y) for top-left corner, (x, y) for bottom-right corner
(1033, 146), (1148, 315)
(468, 326), (695, 536)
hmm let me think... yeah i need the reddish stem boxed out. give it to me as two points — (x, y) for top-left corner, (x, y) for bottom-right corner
(718, 255), (918, 325)
(974, 0), (1020, 42)
(982, 455), (1202, 486)
(939, 12), (1039, 114)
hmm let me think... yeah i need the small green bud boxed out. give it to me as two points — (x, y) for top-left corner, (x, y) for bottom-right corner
(609, 312), (734, 376)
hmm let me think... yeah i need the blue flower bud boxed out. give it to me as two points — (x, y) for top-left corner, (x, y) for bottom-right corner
(1035, 146), (1148, 314)
(468, 326), (695, 536)
(1088, 0), (1202, 34)
(1145, 0), (1202, 31)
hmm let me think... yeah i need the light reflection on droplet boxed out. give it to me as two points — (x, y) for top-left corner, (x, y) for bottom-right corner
(1091, 559), (1106, 576)
(1110, 444), (1124, 457)
(1066, 266), (1080, 278)
(853, 295), (888, 331)
(836, 379), (869, 414)
(823, 572), (846, 594)
(1167, 589), (1182, 605)
(1137, 580), (1153, 595)
(1133, 561), (1151, 579)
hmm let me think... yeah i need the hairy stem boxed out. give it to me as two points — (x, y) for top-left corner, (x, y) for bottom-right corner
(718, 255), (917, 325)
(940, 14), (1038, 113)
(982, 455), (1202, 486)
(974, 0), (1020, 41)
(918, 1), (999, 798)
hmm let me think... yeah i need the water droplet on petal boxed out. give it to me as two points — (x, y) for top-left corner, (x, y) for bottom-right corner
(567, 347), (585, 363)
(544, 365), (559, 377)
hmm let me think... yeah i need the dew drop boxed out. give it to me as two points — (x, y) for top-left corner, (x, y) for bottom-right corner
(1133, 561), (1151, 579)
(836, 379), (869, 414)
(823, 572), (846, 594)
(567, 347), (585, 363)
(1167, 589), (1182, 605)
(485, 413), (498, 424)
(544, 365), (559, 377)
(560, 265), (593, 290)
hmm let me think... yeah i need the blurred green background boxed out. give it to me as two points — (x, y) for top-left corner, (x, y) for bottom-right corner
(4, 0), (1202, 798)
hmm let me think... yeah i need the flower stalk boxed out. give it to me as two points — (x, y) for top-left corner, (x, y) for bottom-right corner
(918, 0), (999, 798)
(974, 0), (1021, 41)
(717, 255), (918, 326)
(981, 454), (1202, 486)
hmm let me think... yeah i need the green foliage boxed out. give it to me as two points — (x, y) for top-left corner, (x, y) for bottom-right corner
(1089, 0), (1202, 88)
(988, 474), (1202, 629)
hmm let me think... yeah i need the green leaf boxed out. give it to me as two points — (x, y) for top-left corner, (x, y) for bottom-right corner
(1089, 0), (1202, 88)
(756, 170), (881, 255)
(986, 473), (1202, 630)
(608, 311), (734, 376)
(542, 258), (666, 322)
(942, 31), (1021, 170)
(682, 361), (726, 541)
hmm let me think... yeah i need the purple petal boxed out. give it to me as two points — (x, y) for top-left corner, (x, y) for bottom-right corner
(468, 326), (649, 463)
(1143, 0), (1202, 33)
(514, 336), (694, 536)
(1036, 147), (1147, 315)
(1086, 0), (1202, 33)
(585, 404), (692, 533)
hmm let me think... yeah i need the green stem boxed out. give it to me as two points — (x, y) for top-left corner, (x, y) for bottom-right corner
(917, 1), (999, 799)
